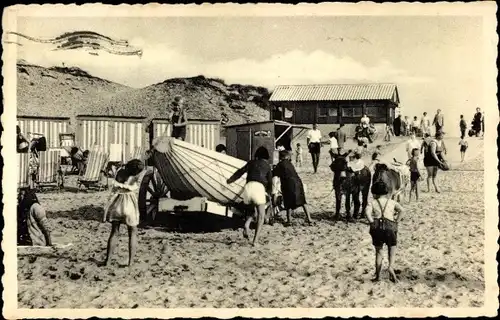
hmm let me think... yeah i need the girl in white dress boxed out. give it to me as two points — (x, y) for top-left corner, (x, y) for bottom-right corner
(103, 159), (144, 267)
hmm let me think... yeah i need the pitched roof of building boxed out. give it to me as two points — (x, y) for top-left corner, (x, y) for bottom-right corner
(269, 83), (399, 103)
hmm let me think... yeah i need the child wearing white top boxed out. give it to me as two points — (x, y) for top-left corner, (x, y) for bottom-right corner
(328, 132), (339, 161)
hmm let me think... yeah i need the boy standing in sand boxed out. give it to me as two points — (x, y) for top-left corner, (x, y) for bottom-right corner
(227, 146), (273, 246)
(406, 148), (421, 202)
(458, 134), (468, 162)
(295, 143), (303, 167)
(365, 181), (404, 283)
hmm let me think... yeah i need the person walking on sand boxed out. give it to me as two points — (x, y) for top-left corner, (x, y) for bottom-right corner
(273, 150), (312, 225)
(102, 159), (145, 267)
(459, 115), (467, 139)
(306, 123), (322, 173)
(295, 143), (303, 167)
(432, 109), (444, 135)
(336, 124), (347, 154)
(411, 116), (420, 136)
(227, 146), (272, 246)
(169, 96), (188, 141)
(458, 134), (468, 162)
(423, 131), (447, 193)
(406, 148), (422, 202)
(420, 112), (431, 136)
(365, 181), (404, 283)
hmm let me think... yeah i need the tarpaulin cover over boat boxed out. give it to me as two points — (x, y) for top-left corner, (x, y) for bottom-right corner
(151, 135), (247, 205)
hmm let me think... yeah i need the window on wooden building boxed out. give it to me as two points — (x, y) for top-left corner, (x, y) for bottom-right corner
(341, 105), (363, 117)
(341, 107), (353, 117)
(353, 107), (363, 117)
(328, 108), (338, 117)
(318, 107), (327, 118)
(366, 105), (385, 117)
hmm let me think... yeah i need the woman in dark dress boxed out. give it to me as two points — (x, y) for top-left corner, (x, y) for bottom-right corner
(393, 115), (402, 137)
(169, 96), (188, 141)
(272, 150), (312, 225)
(472, 107), (482, 137)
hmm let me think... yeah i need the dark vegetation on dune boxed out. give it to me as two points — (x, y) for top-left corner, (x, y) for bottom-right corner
(16, 61), (272, 125)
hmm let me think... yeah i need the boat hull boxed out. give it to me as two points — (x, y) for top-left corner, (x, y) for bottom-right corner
(151, 136), (247, 205)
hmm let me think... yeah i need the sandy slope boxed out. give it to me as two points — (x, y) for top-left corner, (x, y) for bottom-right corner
(17, 137), (485, 308)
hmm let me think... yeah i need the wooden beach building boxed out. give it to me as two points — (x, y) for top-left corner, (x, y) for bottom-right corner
(269, 83), (400, 136)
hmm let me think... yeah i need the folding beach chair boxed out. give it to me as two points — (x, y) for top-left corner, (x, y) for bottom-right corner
(17, 153), (31, 190)
(35, 149), (63, 191)
(77, 146), (109, 192)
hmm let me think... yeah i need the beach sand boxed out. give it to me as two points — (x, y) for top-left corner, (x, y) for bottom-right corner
(17, 137), (485, 308)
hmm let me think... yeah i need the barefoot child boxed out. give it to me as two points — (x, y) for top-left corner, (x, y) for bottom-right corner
(406, 148), (421, 202)
(272, 150), (312, 225)
(295, 143), (303, 167)
(103, 159), (144, 266)
(458, 134), (468, 162)
(227, 146), (272, 246)
(365, 181), (404, 283)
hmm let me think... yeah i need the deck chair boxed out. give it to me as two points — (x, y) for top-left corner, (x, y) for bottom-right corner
(17, 153), (31, 190)
(77, 147), (109, 192)
(35, 149), (63, 191)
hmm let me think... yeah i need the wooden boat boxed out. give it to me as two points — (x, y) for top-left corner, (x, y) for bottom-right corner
(138, 135), (249, 222)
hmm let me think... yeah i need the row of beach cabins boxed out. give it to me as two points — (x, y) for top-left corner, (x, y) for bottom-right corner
(16, 114), (308, 192)
(16, 115), (221, 191)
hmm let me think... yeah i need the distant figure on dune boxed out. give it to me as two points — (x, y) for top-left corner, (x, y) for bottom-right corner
(365, 180), (404, 283)
(295, 143), (303, 167)
(17, 188), (53, 247)
(169, 96), (188, 141)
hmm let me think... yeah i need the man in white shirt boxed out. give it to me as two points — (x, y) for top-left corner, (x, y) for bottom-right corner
(306, 123), (322, 173)
(328, 131), (339, 161)
(406, 131), (421, 160)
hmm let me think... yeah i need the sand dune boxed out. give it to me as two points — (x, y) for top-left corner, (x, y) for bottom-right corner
(17, 137), (484, 308)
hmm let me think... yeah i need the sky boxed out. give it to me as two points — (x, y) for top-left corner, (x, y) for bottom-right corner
(10, 14), (485, 125)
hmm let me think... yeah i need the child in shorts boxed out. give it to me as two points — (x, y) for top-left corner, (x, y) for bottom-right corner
(458, 134), (468, 162)
(365, 181), (404, 283)
(227, 146), (272, 246)
(406, 148), (421, 202)
(295, 143), (303, 167)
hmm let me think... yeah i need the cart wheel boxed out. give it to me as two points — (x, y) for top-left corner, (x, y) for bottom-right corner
(138, 169), (169, 225)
